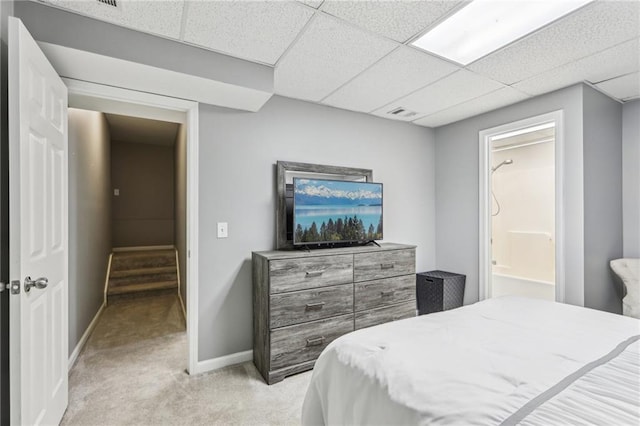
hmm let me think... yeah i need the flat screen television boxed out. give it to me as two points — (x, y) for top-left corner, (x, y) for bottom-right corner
(293, 177), (383, 246)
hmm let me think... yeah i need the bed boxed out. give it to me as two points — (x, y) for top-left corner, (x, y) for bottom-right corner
(301, 296), (640, 425)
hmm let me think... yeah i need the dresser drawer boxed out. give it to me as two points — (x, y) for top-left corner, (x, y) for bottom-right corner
(355, 275), (415, 312)
(270, 254), (353, 293)
(270, 314), (353, 370)
(353, 249), (415, 282)
(270, 283), (353, 329)
(354, 301), (416, 330)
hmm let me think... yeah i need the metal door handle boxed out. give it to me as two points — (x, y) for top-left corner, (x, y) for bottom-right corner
(24, 276), (48, 293)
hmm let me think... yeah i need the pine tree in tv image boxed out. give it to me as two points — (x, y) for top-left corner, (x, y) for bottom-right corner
(293, 178), (383, 244)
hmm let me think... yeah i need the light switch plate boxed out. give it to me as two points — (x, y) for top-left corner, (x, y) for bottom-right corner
(217, 222), (228, 238)
(114, 189), (120, 196)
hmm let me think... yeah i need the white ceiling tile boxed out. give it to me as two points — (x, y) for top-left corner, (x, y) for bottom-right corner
(322, 46), (460, 113)
(373, 69), (505, 121)
(595, 72), (640, 101)
(413, 87), (530, 128)
(298, 0), (324, 8)
(183, 1), (313, 65)
(275, 14), (398, 102)
(321, 0), (463, 43)
(514, 38), (640, 97)
(43, 0), (185, 39)
(469, 1), (640, 85)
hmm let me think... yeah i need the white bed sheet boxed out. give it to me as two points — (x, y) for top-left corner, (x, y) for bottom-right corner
(301, 297), (640, 425)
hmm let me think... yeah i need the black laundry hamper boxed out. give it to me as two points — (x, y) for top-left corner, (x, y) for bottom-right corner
(416, 270), (466, 315)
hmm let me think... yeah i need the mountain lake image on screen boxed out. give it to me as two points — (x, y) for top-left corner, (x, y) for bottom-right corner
(293, 178), (383, 245)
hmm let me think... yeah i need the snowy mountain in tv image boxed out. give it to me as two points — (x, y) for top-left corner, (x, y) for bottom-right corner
(294, 179), (382, 206)
(293, 179), (383, 244)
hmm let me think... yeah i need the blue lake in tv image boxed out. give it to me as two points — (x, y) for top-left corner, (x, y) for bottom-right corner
(293, 178), (383, 244)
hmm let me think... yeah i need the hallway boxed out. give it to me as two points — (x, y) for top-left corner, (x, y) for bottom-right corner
(61, 293), (310, 425)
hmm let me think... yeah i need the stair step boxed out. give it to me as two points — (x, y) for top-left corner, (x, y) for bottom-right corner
(111, 250), (176, 271)
(109, 266), (177, 278)
(109, 272), (177, 288)
(107, 280), (178, 296)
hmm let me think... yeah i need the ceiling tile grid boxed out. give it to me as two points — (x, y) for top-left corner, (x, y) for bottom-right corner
(373, 69), (506, 121)
(322, 46), (460, 113)
(413, 87), (530, 128)
(274, 14), (398, 102)
(514, 38), (640, 97)
(44, 0), (185, 39)
(182, 1), (314, 65)
(469, 0), (640, 85)
(595, 72), (640, 101)
(320, 0), (464, 43)
(297, 0), (324, 9)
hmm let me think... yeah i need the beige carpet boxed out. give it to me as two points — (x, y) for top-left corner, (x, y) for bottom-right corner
(62, 293), (312, 425)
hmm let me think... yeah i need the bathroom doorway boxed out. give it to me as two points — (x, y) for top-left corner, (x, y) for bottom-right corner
(479, 111), (565, 302)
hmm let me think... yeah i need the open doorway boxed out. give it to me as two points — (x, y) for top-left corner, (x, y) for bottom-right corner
(63, 104), (190, 421)
(479, 111), (565, 303)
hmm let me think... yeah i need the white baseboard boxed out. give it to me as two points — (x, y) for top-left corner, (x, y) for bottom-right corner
(112, 245), (174, 252)
(190, 350), (253, 375)
(68, 302), (105, 371)
(177, 291), (187, 321)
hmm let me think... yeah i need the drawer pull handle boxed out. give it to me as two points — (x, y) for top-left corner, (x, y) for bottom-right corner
(381, 290), (395, 297)
(305, 270), (325, 278)
(306, 336), (325, 347)
(380, 263), (394, 270)
(305, 302), (325, 311)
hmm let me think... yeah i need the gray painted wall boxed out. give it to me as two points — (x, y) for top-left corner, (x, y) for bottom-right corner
(198, 96), (435, 359)
(622, 100), (640, 257)
(13, 1), (272, 93)
(175, 124), (187, 310)
(111, 141), (175, 247)
(434, 85), (585, 306)
(68, 108), (112, 353)
(582, 86), (623, 314)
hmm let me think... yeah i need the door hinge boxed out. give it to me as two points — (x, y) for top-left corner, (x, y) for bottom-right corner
(0, 281), (21, 294)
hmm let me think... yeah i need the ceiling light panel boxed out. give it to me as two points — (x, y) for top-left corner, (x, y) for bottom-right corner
(183, 1), (314, 65)
(413, 86), (529, 128)
(275, 14), (397, 102)
(323, 46), (460, 113)
(412, 0), (593, 65)
(43, 0), (185, 39)
(321, 0), (463, 43)
(469, 1), (640, 85)
(514, 38), (640, 97)
(373, 69), (505, 121)
(595, 72), (640, 101)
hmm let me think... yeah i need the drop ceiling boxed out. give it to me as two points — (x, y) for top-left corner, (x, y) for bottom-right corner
(40, 0), (640, 128)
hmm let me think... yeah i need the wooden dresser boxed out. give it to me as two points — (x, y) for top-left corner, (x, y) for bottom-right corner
(252, 243), (416, 384)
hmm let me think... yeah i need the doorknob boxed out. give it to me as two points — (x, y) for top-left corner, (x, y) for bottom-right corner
(24, 276), (48, 293)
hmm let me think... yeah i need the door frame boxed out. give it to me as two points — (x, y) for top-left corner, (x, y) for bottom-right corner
(478, 110), (565, 302)
(64, 79), (200, 374)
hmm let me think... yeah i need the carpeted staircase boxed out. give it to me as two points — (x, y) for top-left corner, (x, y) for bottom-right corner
(107, 249), (178, 301)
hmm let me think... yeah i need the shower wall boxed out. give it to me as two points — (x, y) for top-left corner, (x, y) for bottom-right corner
(492, 141), (555, 284)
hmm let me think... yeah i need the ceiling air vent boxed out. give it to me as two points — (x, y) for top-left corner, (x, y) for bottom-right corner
(97, 0), (118, 7)
(387, 107), (419, 119)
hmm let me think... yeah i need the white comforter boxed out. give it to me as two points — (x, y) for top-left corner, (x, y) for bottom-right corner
(302, 297), (640, 425)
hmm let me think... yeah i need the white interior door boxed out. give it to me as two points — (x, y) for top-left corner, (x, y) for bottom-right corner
(8, 17), (68, 425)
